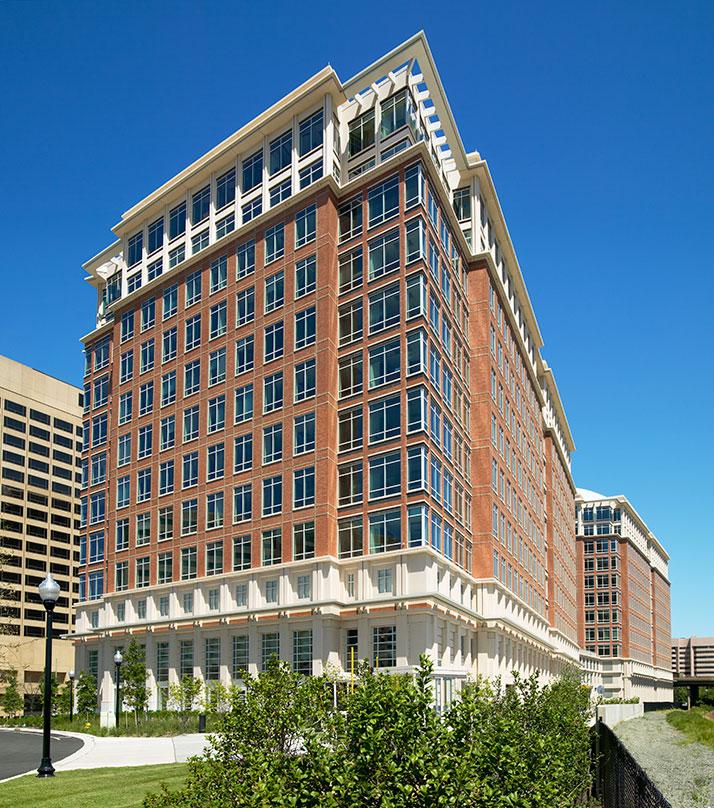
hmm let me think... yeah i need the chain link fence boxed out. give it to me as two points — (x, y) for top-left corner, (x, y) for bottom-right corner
(592, 719), (672, 808)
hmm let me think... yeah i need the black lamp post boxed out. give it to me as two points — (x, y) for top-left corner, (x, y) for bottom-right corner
(114, 650), (123, 727)
(68, 670), (75, 722)
(37, 573), (61, 778)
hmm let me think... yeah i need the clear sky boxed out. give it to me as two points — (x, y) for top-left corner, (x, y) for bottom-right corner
(0, 1), (711, 637)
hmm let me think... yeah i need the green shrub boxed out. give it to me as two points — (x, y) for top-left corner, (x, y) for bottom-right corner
(144, 658), (592, 808)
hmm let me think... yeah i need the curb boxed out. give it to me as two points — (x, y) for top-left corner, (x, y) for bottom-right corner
(0, 728), (89, 784)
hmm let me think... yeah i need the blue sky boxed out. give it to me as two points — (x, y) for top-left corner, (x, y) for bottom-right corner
(0, 1), (711, 637)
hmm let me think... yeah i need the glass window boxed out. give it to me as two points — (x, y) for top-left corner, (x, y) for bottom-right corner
(338, 516), (363, 559)
(207, 394), (226, 433)
(368, 228), (400, 280)
(369, 509), (401, 553)
(264, 321), (284, 363)
(295, 204), (317, 248)
(294, 358), (316, 401)
(208, 348), (226, 386)
(261, 632), (280, 670)
(292, 630), (312, 675)
(234, 383), (254, 423)
(265, 223), (285, 264)
(293, 466), (315, 508)
(373, 625), (396, 667)
(262, 528), (281, 566)
(169, 202), (186, 241)
(368, 451), (401, 499)
(348, 109), (375, 157)
(265, 270), (284, 313)
(206, 539), (224, 573)
(269, 129), (292, 175)
(338, 196), (362, 241)
(338, 352), (362, 398)
(242, 149), (263, 192)
(294, 306), (316, 350)
(295, 255), (316, 298)
(338, 248), (363, 294)
(339, 460), (363, 506)
(299, 109), (323, 156)
(216, 168), (236, 210)
(368, 283), (400, 334)
(233, 483), (252, 522)
(368, 395), (400, 443)
(368, 176), (399, 227)
(235, 336), (255, 375)
(184, 360), (200, 397)
(163, 284), (178, 319)
(338, 407), (362, 452)
(233, 535), (251, 571)
(236, 286), (255, 326)
(293, 521), (315, 561)
(262, 476), (282, 517)
(338, 299), (362, 346)
(183, 404), (199, 442)
(263, 372), (284, 413)
(262, 423), (283, 464)
(206, 442), (225, 481)
(128, 231), (143, 267)
(294, 412), (315, 454)
(233, 432), (253, 472)
(236, 240), (256, 279)
(368, 339), (400, 388)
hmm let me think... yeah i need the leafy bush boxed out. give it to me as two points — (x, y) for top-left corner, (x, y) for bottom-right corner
(601, 696), (640, 704)
(145, 657), (592, 808)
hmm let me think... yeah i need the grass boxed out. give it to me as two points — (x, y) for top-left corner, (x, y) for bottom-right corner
(666, 706), (714, 750)
(0, 763), (188, 808)
(1, 712), (220, 737)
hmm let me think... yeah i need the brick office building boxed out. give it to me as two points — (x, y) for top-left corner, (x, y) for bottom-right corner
(74, 33), (618, 713)
(575, 489), (672, 702)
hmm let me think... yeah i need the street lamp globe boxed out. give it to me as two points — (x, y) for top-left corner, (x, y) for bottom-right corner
(114, 650), (123, 666)
(68, 670), (75, 681)
(38, 574), (61, 608)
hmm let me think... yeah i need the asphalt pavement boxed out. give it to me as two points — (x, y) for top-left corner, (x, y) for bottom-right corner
(0, 728), (84, 780)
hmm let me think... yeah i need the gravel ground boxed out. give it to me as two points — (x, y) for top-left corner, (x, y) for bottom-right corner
(614, 711), (714, 808)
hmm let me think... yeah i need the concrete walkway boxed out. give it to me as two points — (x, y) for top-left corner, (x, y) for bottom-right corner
(53, 731), (211, 771)
(0, 728), (211, 780)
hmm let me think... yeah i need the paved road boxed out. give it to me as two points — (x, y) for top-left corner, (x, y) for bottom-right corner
(0, 728), (83, 780)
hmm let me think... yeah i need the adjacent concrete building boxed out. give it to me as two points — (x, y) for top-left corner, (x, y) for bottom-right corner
(0, 355), (82, 708)
(70, 32), (670, 714)
(576, 489), (672, 703)
(672, 637), (714, 679)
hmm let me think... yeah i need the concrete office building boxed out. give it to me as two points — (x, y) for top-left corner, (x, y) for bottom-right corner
(0, 355), (82, 708)
(673, 637), (714, 679)
(73, 33), (609, 715)
(576, 489), (672, 703)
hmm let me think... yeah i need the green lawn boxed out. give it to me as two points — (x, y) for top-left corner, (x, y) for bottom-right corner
(0, 763), (187, 808)
(666, 706), (714, 750)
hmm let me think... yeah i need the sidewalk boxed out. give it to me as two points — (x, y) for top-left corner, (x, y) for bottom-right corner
(52, 730), (210, 772)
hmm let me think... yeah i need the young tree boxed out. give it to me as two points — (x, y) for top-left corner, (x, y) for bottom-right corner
(202, 681), (229, 715)
(75, 671), (97, 717)
(168, 675), (203, 729)
(1, 669), (24, 717)
(121, 638), (148, 724)
(56, 678), (72, 716)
